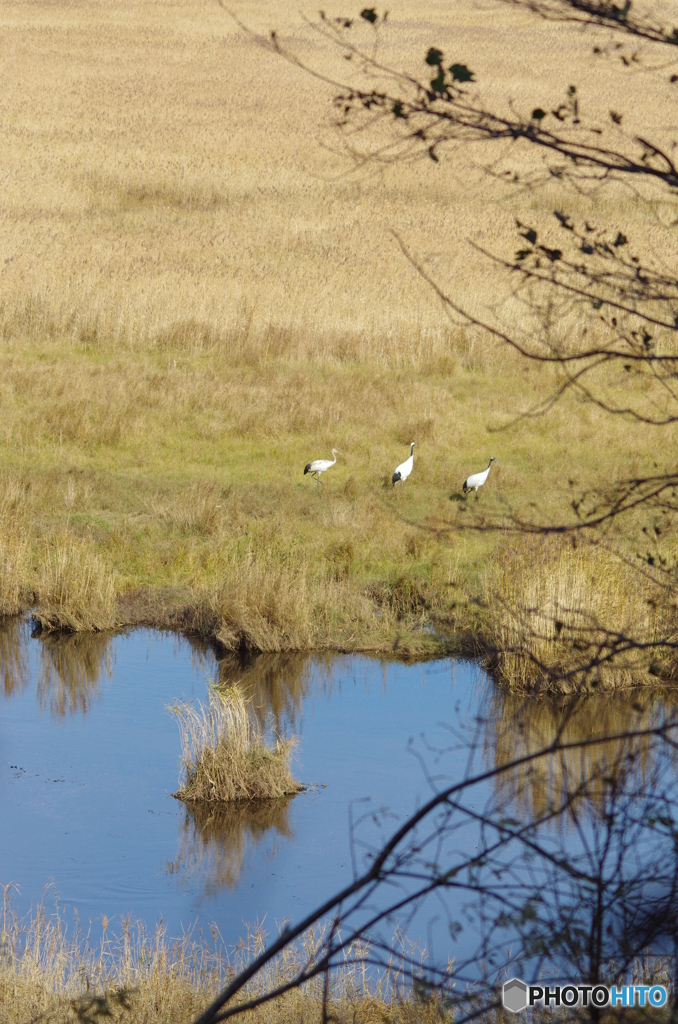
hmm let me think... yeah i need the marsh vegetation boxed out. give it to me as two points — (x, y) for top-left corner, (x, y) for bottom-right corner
(0, 628), (495, 1024)
(486, 535), (676, 692)
(1, 893), (441, 1024)
(2, 626), (678, 1022)
(171, 688), (304, 805)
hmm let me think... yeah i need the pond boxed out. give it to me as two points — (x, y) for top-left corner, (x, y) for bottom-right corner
(0, 621), (485, 941)
(0, 617), (674, 977)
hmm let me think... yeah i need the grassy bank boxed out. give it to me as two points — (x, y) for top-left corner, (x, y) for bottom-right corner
(0, 896), (446, 1024)
(0, 0), (674, 678)
(0, 340), (672, 675)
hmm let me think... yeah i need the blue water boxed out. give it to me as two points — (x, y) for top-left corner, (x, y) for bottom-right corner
(0, 622), (488, 950)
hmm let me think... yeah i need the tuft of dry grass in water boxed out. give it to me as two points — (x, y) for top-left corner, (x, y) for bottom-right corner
(0, 888), (451, 1024)
(484, 536), (666, 693)
(171, 687), (304, 804)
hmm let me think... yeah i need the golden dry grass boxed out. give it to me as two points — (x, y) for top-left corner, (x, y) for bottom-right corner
(0, 890), (448, 1024)
(484, 536), (670, 692)
(0, 0), (673, 669)
(0, 0), (674, 354)
(171, 687), (304, 803)
(34, 535), (118, 633)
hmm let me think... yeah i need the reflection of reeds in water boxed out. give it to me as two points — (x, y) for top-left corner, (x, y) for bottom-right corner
(182, 639), (339, 731)
(215, 652), (335, 731)
(0, 617), (113, 714)
(172, 797), (295, 890)
(0, 616), (30, 698)
(37, 632), (113, 717)
(484, 684), (673, 820)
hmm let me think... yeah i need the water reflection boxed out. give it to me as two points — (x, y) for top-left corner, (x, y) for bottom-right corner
(484, 684), (674, 818)
(210, 651), (337, 731)
(0, 616), (29, 697)
(3, 617), (674, 821)
(215, 653), (313, 730)
(171, 797), (295, 891)
(0, 617), (114, 716)
(1, 621), (336, 729)
(37, 631), (114, 717)
(3, 619), (678, 968)
(168, 650), (312, 893)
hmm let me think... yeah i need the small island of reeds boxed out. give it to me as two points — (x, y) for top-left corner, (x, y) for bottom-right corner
(170, 688), (304, 805)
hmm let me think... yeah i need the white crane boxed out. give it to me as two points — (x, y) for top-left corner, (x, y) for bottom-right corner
(463, 457), (497, 499)
(304, 449), (342, 488)
(392, 442), (416, 486)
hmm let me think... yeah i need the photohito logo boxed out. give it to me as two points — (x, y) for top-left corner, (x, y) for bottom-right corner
(502, 979), (668, 1012)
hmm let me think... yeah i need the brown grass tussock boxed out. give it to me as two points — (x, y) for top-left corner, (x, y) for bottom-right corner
(171, 687), (304, 804)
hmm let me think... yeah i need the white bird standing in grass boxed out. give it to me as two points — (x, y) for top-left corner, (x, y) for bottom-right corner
(304, 449), (342, 488)
(463, 457), (497, 500)
(392, 442), (416, 486)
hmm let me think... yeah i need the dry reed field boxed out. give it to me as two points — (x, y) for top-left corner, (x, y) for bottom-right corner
(486, 535), (677, 691)
(0, 0), (674, 677)
(0, 891), (448, 1024)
